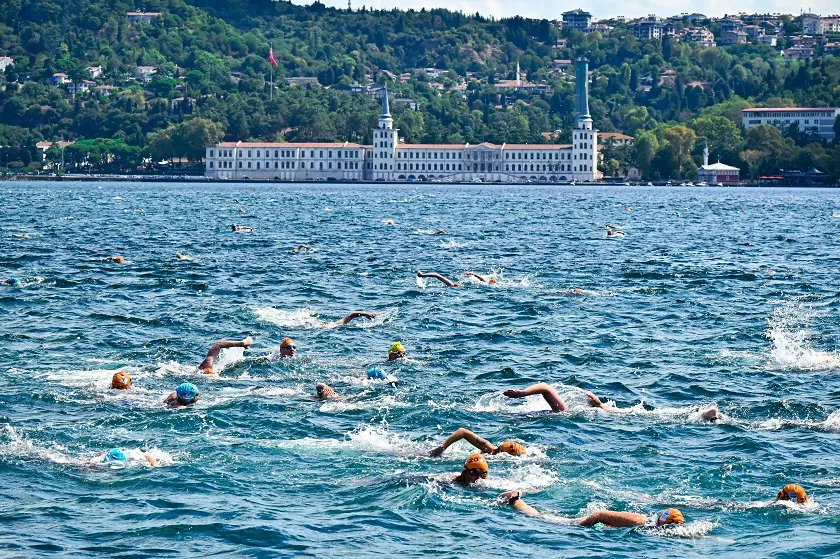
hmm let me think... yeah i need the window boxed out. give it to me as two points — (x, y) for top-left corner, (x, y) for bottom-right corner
(210, 150), (214, 157)
(275, 150), (279, 157)
(210, 161), (214, 168)
(248, 150), (252, 157)
(256, 162), (260, 169)
(239, 162), (242, 168)
(248, 162), (252, 168)
(256, 150), (260, 157)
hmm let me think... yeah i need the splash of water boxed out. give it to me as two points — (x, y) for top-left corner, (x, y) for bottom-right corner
(766, 303), (839, 370)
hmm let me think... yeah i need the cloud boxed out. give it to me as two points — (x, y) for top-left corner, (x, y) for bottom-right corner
(302, 0), (837, 20)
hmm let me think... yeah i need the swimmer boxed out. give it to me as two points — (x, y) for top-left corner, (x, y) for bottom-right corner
(277, 337), (296, 358)
(11, 233), (28, 238)
(292, 244), (311, 253)
(501, 383), (629, 413)
(197, 336), (253, 374)
(107, 255), (126, 263)
(164, 382), (200, 408)
(432, 229), (448, 235)
(231, 224), (254, 232)
(463, 271), (498, 284)
(98, 448), (157, 467)
(451, 454), (489, 486)
(315, 382), (341, 400)
(606, 225), (625, 237)
(388, 341), (406, 361)
(772, 484), (808, 505)
(429, 428), (526, 457)
(322, 311), (377, 329)
(416, 271), (460, 287)
(3, 277), (21, 286)
(367, 367), (386, 380)
(111, 372), (131, 390)
(175, 252), (191, 260)
(498, 492), (685, 527)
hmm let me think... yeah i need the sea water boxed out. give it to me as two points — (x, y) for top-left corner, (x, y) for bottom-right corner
(1, 182), (839, 557)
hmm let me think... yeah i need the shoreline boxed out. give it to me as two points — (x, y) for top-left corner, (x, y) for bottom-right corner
(1, 175), (836, 187)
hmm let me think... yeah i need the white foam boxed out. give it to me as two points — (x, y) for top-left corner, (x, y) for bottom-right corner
(416, 276), (428, 289)
(638, 520), (718, 539)
(319, 394), (410, 413)
(439, 239), (468, 249)
(766, 303), (840, 370)
(253, 307), (324, 329)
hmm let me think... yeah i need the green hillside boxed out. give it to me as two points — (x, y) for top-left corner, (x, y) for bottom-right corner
(0, 0), (838, 179)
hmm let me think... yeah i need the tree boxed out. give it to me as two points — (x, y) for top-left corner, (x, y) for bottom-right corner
(660, 125), (697, 178)
(634, 131), (659, 178)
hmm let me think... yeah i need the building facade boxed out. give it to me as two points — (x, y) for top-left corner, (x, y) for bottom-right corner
(562, 9), (593, 32)
(205, 61), (600, 183)
(742, 107), (840, 140)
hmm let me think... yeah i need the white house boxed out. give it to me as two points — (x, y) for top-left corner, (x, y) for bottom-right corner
(0, 56), (13, 72)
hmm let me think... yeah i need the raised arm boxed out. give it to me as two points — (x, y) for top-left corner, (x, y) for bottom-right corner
(463, 271), (489, 283)
(429, 428), (496, 457)
(573, 510), (647, 528)
(585, 391), (632, 413)
(499, 491), (542, 517)
(198, 336), (253, 370)
(503, 383), (568, 412)
(417, 271), (458, 287)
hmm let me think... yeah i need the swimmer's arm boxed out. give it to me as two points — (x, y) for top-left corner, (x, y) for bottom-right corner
(417, 271), (457, 287)
(144, 454), (157, 466)
(336, 312), (377, 326)
(463, 271), (488, 282)
(499, 491), (541, 517)
(163, 392), (179, 407)
(585, 391), (632, 413)
(430, 428), (495, 457)
(573, 511), (646, 527)
(503, 383), (568, 412)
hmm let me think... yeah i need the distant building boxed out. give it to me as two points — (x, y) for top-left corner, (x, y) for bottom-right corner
(134, 66), (157, 83)
(801, 13), (822, 35)
(742, 107), (840, 140)
(50, 73), (69, 86)
(95, 85), (117, 96)
(35, 140), (73, 161)
(782, 46), (814, 61)
(562, 9), (593, 32)
(632, 17), (665, 40)
(126, 12), (162, 24)
(599, 132), (634, 146)
(0, 56), (13, 72)
(67, 80), (94, 95)
(698, 145), (739, 184)
(720, 17), (743, 32)
(758, 35), (778, 47)
(742, 25), (764, 39)
(720, 30), (748, 45)
(285, 77), (321, 88)
(553, 59), (573, 71)
(87, 66), (103, 79)
(684, 27), (716, 47)
(825, 42), (840, 55)
(823, 17), (840, 34)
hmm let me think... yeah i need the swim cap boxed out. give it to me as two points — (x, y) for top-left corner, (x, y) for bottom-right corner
(367, 367), (386, 379)
(202, 367), (215, 375)
(657, 508), (685, 525)
(175, 382), (199, 404)
(389, 342), (405, 355)
(489, 277), (498, 284)
(9, 277), (20, 286)
(103, 448), (127, 462)
(777, 484), (808, 504)
(280, 337), (295, 348)
(112, 256), (125, 263)
(463, 454), (489, 478)
(111, 372), (131, 390)
(497, 441), (527, 456)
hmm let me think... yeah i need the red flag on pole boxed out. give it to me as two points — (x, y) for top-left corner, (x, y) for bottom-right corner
(269, 47), (278, 68)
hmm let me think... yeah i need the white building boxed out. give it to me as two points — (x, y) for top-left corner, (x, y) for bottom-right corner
(742, 107), (840, 141)
(0, 56), (13, 72)
(205, 61), (600, 183)
(126, 12), (162, 24)
(698, 145), (739, 184)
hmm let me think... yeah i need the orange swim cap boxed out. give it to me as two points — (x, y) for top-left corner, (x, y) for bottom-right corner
(280, 337), (295, 348)
(111, 371), (131, 389)
(203, 367), (215, 375)
(463, 453), (489, 478)
(112, 256), (125, 263)
(489, 277), (498, 284)
(777, 484), (808, 504)
(497, 441), (526, 456)
(656, 508), (685, 525)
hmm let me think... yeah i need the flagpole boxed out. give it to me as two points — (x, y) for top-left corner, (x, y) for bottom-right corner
(270, 42), (273, 101)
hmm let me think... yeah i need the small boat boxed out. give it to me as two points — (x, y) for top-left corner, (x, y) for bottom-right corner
(646, 181), (653, 186)
(696, 181), (708, 186)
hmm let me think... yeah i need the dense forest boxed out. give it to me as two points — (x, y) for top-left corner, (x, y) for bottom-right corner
(0, 0), (839, 179)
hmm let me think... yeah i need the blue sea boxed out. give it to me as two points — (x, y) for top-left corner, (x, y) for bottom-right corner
(1, 181), (839, 558)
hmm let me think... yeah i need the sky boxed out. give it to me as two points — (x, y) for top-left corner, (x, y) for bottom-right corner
(300, 0), (836, 20)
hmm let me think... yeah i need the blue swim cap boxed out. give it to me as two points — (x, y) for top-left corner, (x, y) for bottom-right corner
(103, 448), (127, 462)
(9, 277), (20, 286)
(176, 382), (199, 404)
(367, 367), (386, 380)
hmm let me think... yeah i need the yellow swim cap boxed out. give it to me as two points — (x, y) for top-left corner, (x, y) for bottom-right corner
(203, 367), (215, 375)
(280, 337), (295, 348)
(111, 372), (131, 390)
(777, 484), (808, 504)
(497, 441), (526, 456)
(657, 508), (685, 525)
(463, 453), (489, 478)
(389, 342), (405, 354)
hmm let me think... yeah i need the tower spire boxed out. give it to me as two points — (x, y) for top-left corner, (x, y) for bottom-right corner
(575, 57), (592, 127)
(378, 86), (393, 129)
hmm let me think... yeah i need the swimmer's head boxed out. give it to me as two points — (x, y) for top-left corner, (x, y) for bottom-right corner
(495, 441), (526, 456)
(461, 453), (489, 482)
(777, 484), (808, 504)
(202, 367), (215, 375)
(175, 382), (199, 405)
(388, 342), (406, 361)
(103, 448), (127, 463)
(231, 225), (236, 231)
(8, 277), (21, 286)
(656, 508), (684, 526)
(176, 253), (185, 259)
(315, 382), (336, 399)
(111, 371), (131, 390)
(489, 277), (498, 284)
(111, 256), (125, 263)
(367, 367), (386, 380)
(279, 337), (296, 357)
